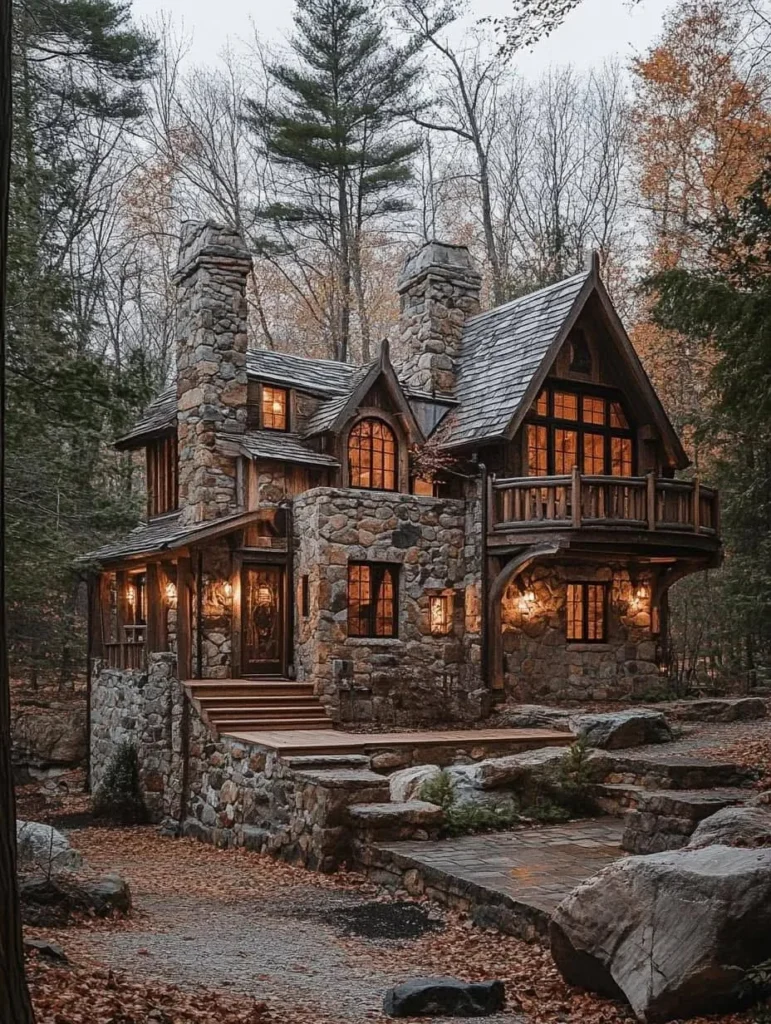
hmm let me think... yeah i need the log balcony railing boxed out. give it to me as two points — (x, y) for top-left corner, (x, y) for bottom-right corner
(104, 625), (147, 670)
(489, 468), (719, 537)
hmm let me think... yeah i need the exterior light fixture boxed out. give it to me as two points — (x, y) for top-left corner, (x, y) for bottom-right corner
(429, 594), (452, 635)
(165, 581), (177, 602)
(223, 581), (233, 599)
(127, 584), (136, 606)
(517, 590), (536, 614)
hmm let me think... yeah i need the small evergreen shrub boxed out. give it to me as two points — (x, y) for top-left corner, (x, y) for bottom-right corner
(548, 739), (599, 817)
(419, 769), (456, 812)
(419, 770), (523, 836)
(92, 741), (148, 824)
(739, 958), (771, 1022)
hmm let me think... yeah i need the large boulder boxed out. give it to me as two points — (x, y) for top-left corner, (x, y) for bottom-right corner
(493, 704), (576, 730)
(16, 821), (83, 872)
(20, 872), (131, 926)
(663, 697), (767, 722)
(12, 704), (87, 767)
(569, 710), (673, 750)
(447, 746), (570, 795)
(389, 764), (442, 803)
(687, 805), (771, 850)
(383, 977), (505, 1018)
(551, 845), (771, 1022)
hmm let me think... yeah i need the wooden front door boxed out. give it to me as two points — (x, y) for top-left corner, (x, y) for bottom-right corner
(241, 565), (285, 675)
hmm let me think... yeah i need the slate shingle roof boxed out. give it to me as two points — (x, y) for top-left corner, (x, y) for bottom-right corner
(229, 429), (340, 467)
(444, 270), (591, 447)
(114, 386), (177, 448)
(301, 362), (374, 436)
(246, 349), (358, 396)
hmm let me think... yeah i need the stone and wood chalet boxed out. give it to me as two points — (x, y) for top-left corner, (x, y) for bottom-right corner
(81, 222), (721, 827)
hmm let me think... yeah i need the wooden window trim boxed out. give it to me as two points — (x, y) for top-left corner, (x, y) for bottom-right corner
(526, 382), (635, 477)
(566, 582), (608, 643)
(260, 384), (290, 432)
(347, 561), (398, 638)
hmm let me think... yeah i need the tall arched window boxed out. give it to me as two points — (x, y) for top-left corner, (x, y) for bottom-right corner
(348, 418), (397, 490)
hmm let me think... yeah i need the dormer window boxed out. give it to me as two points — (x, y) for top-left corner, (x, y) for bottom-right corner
(348, 418), (397, 490)
(147, 435), (178, 517)
(262, 385), (288, 431)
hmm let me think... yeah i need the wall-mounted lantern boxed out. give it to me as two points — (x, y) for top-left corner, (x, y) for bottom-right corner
(429, 594), (453, 635)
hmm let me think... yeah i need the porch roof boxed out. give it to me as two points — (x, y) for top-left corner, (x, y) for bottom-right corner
(220, 429), (340, 467)
(77, 508), (270, 568)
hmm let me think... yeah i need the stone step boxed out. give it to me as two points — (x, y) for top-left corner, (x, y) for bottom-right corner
(348, 801), (444, 841)
(591, 751), (755, 791)
(594, 783), (748, 819)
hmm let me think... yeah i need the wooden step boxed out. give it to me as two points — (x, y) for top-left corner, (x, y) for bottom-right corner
(205, 705), (329, 720)
(196, 695), (319, 709)
(187, 682), (314, 699)
(216, 716), (331, 732)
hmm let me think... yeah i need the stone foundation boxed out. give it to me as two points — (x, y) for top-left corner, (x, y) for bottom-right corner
(501, 562), (661, 704)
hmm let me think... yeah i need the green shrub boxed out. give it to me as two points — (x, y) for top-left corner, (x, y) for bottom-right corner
(92, 741), (148, 824)
(549, 740), (599, 817)
(419, 769), (457, 812)
(739, 958), (771, 1022)
(420, 770), (523, 836)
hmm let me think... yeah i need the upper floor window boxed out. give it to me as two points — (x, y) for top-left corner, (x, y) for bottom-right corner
(262, 385), (289, 431)
(147, 435), (178, 517)
(348, 562), (398, 638)
(348, 418), (397, 490)
(526, 385), (634, 478)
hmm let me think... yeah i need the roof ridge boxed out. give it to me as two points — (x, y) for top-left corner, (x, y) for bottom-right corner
(464, 270), (591, 327)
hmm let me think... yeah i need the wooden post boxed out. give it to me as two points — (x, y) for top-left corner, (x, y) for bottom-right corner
(571, 466), (581, 529)
(146, 562), (165, 653)
(647, 471), (657, 531)
(692, 476), (700, 532)
(176, 557), (193, 681)
(486, 472), (494, 533)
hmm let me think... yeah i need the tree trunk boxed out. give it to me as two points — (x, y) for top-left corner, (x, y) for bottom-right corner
(351, 233), (370, 363)
(337, 170), (352, 363)
(0, 0), (36, 1018)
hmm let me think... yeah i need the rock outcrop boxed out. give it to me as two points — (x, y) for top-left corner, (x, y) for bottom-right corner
(16, 821), (83, 872)
(569, 710), (673, 750)
(383, 977), (505, 1018)
(687, 805), (771, 849)
(12, 704), (87, 768)
(389, 764), (442, 803)
(551, 845), (771, 1022)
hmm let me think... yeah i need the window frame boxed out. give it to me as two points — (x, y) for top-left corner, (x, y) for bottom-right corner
(260, 384), (290, 432)
(347, 561), (399, 639)
(525, 382), (635, 478)
(566, 581), (608, 644)
(147, 433), (178, 518)
(347, 416), (398, 492)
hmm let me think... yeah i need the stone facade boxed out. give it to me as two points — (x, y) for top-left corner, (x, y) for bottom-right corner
(396, 241), (482, 394)
(174, 221), (252, 525)
(501, 562), (660, 704)
(293, 485), (485, 726)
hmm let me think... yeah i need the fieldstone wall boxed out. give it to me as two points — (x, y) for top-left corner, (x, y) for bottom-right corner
(173, 220), (252, 525)
(293, 486), (484, 727)
(90, 653), (185, 821)
(395, 241), (482, 394)
(501, 562), (660, 704)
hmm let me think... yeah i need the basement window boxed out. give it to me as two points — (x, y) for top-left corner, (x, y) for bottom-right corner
(566, 582), (607, 643)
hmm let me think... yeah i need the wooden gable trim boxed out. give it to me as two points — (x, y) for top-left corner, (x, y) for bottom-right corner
(323, 340), (425, 442)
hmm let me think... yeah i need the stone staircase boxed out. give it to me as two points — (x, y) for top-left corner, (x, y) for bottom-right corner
(185, 678), (333, 735)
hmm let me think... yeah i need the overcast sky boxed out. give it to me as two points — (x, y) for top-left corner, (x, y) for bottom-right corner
(128, 0), (675, 78)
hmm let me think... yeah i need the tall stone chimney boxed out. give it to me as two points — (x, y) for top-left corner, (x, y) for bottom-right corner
(396, 241), (482, 394)
(174, 221), (252, 525)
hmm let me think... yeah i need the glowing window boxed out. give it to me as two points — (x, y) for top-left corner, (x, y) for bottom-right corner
(262, 386), (288, 430)
(567, 582), (607, 642)
(527, 424), (548, 475)
(612, 436), (633, 477)
(582, 396), (605, 425)
(554, 391), (579, 421)
(610, 402), (628, 429)
(429, 594), (453, 635)
(532, 389), (548, 416)
(554, 429), (578, 474)
(583, 432), (605, 474)
(413, 477), (434, 496)
(347, 563), (398, 638)
(348, 418), (397, 490)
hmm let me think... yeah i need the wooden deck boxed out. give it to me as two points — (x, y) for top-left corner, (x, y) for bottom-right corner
(220, 725), (574, 757)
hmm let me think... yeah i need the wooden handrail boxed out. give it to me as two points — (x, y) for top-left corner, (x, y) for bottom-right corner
(490, 473), (719, 535)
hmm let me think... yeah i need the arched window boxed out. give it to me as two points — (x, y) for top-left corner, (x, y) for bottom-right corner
(348, 418), (397, 490)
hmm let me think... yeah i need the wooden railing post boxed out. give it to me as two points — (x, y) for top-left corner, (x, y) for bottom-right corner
(647, 471), (657, 530)
(693, 476), (700, 531)
(571, 466), (581, 528)
(486, 472), (494, 533)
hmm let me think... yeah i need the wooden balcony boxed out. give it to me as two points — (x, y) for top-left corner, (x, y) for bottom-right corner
(104, 626), (147, 670)
(489, 469), (719, 549)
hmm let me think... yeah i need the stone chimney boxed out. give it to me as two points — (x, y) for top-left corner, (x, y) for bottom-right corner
(174, 220), (252, 525)
(396, 241), (482, 394)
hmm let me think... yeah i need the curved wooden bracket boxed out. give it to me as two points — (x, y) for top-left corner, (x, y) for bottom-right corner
(488, 540), (563, 692)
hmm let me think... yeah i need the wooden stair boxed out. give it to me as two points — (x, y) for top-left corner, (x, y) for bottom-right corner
(185, 678), (333, 735)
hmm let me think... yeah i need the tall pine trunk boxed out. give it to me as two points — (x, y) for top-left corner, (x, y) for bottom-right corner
(337, 168), (352, 363)
(0, 0), (36, 1017)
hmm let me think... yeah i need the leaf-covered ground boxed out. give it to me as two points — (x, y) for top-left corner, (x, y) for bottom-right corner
(21, 825), (756, 1024)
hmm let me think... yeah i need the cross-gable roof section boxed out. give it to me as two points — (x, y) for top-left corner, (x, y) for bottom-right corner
(302, 340), (424, 441)
(246, 349), (359, 396)
(443, 263), (689, 469)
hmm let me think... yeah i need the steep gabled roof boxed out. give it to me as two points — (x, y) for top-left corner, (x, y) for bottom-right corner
(114, 385), (177, 449)
(217, 429), (340, 468)
(443, 270), (592, 447)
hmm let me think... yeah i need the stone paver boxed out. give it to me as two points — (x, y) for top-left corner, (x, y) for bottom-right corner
(375, 819), (623, 932)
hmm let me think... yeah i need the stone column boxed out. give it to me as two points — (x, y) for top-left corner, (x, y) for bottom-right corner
(173, 221), (253, 525)
(395, 241), (482, 394)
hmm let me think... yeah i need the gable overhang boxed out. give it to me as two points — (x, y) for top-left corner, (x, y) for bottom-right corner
(321, 340), (425, 442)
(500, 270), (690, 470)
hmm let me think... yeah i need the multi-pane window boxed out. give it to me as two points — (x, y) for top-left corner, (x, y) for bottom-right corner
(147, 435), (178, 517)
(348, 562), (398, 638)
(348, 418), (397, 490)
(566, 582), (607, 642)
(526, 385), (634, 477)
(261, 386), (289, 430)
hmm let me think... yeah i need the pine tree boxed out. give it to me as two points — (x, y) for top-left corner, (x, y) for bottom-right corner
(246, 0), (422, 362)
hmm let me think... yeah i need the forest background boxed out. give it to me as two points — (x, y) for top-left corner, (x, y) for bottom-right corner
(9, 0), (771, 692)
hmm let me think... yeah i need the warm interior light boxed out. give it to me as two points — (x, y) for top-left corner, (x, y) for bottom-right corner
(165, 581), (177, 602)
(257, 583), (272, 607)
(223, 581), (233, 599)
(127, 585), (136, 606)
(517, 590), (536, 614)
(429, 594), (452, 635)
(272, 400), (283, 414)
